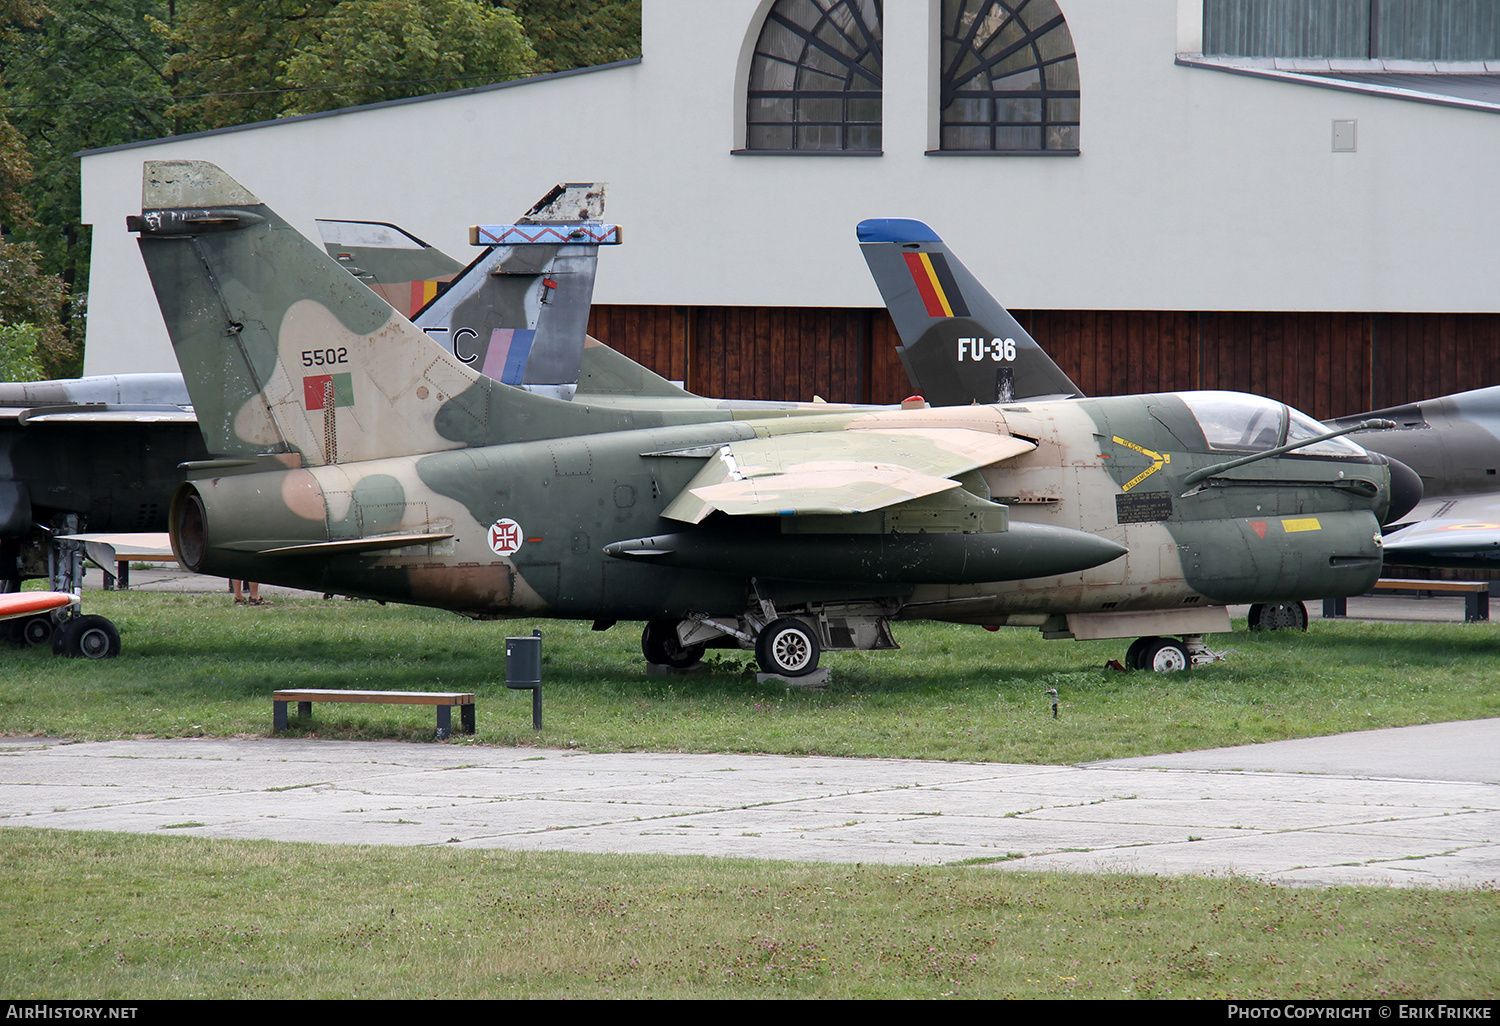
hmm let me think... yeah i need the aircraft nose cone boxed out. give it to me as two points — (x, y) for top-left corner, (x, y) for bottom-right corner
(1380, 455), (1423, 526)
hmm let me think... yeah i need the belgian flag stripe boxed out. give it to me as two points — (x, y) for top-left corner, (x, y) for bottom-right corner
(903, 252), (969, 318)
(927, 253), (970, 317)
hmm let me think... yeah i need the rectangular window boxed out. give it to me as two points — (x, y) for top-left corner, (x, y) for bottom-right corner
(1203, 0), (1500, 60)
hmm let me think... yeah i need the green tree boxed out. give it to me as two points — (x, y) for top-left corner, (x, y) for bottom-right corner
(507, 0), (640, 73)
(0, 0), (626, 377)
(165, 1), (335, 128)
(279, 0), (536, 115)
(0, 322), (46, 381)
(0, 0), (72, 377)
(3, 2), (178, 306)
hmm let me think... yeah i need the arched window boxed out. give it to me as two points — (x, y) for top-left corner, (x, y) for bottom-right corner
(938, 0), (1080, 153)
(745, 0), (883, 153)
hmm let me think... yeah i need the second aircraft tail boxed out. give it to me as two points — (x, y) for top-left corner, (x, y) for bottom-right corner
(131, 161), (629, 467)
(858, 218), (1082, 405)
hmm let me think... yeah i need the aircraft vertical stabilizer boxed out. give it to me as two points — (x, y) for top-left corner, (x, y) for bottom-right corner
(858, 218), (1082, 406)
(131, 161), (632, 466)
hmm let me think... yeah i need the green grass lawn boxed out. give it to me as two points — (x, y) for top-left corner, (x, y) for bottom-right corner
(1, 591), (1496, 763)
(3, 591), (1496, 1000)
(1, 829), (1493, 1000)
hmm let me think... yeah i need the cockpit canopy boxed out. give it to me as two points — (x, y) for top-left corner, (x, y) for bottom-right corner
(1177, 392), (1368, 457)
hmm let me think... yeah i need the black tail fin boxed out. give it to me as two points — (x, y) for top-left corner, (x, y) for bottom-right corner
(858, 218), (1083, 405)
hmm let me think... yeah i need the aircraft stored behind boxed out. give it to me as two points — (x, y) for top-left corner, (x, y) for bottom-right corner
(0, 373), (204, 655)
(130, 161), (1418, 675)
(1334, 389), (1500, 570)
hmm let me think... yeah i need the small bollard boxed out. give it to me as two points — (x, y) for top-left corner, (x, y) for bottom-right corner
(505, 629), (543, 730)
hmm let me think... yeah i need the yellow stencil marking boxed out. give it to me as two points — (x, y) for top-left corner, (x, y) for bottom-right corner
(1282, 517), (1322, 533)
(1112, 436), (1170, 492)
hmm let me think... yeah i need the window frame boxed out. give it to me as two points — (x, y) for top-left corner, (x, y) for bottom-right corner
(738, 0), (885, 156)
(930, 0), (1081, 157)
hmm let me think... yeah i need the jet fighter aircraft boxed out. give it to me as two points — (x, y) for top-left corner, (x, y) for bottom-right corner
(1333, 389), (1500, 570)
(131, 161), (1415, 675)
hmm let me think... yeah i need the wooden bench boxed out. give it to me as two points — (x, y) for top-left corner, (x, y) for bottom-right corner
(273, 689), (476, 738)
(1322, 579), (1490, 622)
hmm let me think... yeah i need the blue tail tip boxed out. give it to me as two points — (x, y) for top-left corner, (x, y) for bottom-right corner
(857, 218), (942, 244)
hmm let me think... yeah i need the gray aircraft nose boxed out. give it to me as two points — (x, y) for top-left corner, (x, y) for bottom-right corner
(1379, 455), (1423, 526)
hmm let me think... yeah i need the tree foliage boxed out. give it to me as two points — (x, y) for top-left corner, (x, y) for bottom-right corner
(0, 322), (46, 381)
(0, 0), (639, 377)
(507, 0), (641, 73)
(1, 0), (71, 377)
(280, 0), (536, 115)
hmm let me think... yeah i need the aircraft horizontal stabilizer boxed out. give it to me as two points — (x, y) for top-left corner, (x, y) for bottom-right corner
(661, 428), (1035, 523)
(12, 405), (197, 425)
(470, 224), (621, 247)
(255, 532), (456, 557)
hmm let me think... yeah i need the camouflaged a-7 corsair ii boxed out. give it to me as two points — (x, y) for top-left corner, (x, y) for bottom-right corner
(132, 161), (1420, 675)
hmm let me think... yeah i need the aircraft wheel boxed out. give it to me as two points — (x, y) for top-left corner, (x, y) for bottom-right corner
(52, 615), (121, 659)
(1141, 637), (1189, 673)
(1247, 601), (1308, 632)
(1125, 636), (1157, 671)
(755, 618), (820, 677)
(640, 619), (705, 669)
(16, 615), (54, 648)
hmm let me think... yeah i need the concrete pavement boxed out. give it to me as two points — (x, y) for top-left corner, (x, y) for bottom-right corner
(1, 719), (1495, 888)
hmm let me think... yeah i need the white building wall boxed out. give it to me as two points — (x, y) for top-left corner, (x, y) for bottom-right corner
(81, 0), (1500, 374)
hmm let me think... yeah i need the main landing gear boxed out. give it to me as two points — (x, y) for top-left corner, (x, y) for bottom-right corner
(1123, 634), (1220, 672)
(754, 618), (821, 677)
(1247, 601), (1309, 631)
(642, 615), (829, 677)
(640, 594), (898, 678)
(3, 515), (122, 658)
(640, 619), (707, 669)
(52, 614), (122, 659)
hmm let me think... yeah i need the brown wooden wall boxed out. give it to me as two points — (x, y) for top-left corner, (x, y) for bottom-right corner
(587, 305), (1500, 419)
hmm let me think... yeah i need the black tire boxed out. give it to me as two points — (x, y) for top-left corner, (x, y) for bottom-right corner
(1247, 601), (1308, 632)
(52, 615), (121, 659)
(18, 615), (54, 648)
(640, 619), (705, 669)
(1141, 637), (1189, 673)
(755, 618), (820, 677)
(1125, 636), (1156, 671)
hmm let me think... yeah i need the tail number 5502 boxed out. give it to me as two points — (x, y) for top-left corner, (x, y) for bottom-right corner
(301, 348), (349, 367)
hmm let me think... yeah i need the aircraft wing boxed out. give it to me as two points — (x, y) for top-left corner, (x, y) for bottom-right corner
(1382, 493), (1500, 568)
(623, 426), (1126, 584)
(661, 427), (1035, 523)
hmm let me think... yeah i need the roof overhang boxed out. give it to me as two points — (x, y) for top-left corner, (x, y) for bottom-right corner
(1176, 54), (1500, 116)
